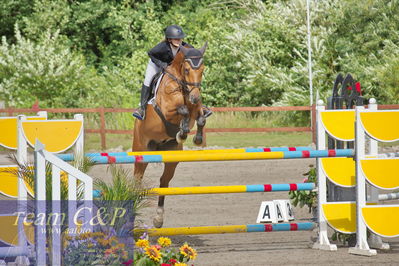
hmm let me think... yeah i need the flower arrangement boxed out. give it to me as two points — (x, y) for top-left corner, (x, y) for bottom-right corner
(64, 232), (198, 265)
(64, 231), (131, 265)
(134, 235), (197, 266)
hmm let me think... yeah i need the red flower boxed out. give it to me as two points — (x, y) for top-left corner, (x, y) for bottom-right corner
(161, 264), (171, 266)
(122, 259), (133, 266)
(169, 258), (177, 264)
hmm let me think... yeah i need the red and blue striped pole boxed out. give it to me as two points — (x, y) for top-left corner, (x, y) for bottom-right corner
(57, 146), (314, 161)
(134, 222), (316, 236)
(72, 149), (354, 164)
(149, 182), (315, 195)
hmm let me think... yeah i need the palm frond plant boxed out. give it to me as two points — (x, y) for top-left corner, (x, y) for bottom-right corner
(93, 165), (150, 236)
(3, 152), (94, 201)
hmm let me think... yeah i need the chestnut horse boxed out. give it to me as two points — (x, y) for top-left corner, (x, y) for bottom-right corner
(132, 43), (208, 228)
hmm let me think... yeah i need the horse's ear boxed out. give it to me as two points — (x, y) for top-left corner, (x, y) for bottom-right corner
(199, 42), (208, 55)
(179, 45), (189, 56)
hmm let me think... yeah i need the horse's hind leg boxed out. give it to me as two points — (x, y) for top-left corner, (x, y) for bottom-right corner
(153, 162), (179, 228)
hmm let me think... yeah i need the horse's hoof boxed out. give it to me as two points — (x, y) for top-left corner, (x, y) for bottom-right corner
(153, 207), (164, 228)
(193, 135), (203, 146)
(153, 216), (164, 228)
(176, 132), (186, 144)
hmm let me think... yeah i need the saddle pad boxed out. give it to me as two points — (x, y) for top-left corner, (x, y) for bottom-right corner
(148, 73), (164, 104)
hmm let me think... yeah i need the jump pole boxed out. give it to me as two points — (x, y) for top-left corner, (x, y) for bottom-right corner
(57, 146), (314, 161)
(149, 182), (315, 196)
(79, 149), (354, 164)
(134, 222), (316, 236)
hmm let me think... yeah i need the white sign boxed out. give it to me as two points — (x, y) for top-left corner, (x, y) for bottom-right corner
(256, 201), (277, 223)
(273, 200), (295, 222)
(256, 200), (295, 223)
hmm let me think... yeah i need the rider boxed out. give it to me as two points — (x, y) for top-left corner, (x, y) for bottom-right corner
(133, 25), (212, 120)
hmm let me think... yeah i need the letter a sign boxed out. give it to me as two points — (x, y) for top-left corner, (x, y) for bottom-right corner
(256, 201), (277, 223)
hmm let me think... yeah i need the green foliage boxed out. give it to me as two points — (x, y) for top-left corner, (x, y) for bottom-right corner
(331, 231), (356, 246)
(0, 0), (33, 42)
(288, 164), (317, 213)
(94, 164), (150, 229)
(0, 27), (99, 108)
(1, 0), (399, 109)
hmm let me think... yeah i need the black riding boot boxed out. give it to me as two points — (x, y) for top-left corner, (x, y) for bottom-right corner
(133, 85), (151, 120)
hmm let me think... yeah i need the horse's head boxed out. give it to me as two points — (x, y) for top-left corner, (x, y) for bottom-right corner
(178, 42), (207, 105)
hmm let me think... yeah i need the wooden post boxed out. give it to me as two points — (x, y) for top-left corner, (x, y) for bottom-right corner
(8, 107), (14, 116)
(99, 107), (106, 149)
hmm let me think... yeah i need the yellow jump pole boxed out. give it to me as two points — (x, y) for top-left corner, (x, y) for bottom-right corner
(149, 183), (315, 196)
(75, 149), (353, 164)
(134, 223), (316, 236)
(58, 147), (315, 161)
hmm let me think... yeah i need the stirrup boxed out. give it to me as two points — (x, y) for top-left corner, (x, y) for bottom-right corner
(133, 109), (145, 120)
(203, 106), (213, 118)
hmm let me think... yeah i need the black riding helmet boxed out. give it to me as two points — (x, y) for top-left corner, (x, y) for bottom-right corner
(164, 25), (186, 39)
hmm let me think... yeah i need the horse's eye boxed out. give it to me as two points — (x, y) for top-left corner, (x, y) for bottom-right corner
(185, 68), (190, 75)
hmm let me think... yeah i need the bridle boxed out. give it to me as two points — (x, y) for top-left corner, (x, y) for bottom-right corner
(163, 55), (203, 95)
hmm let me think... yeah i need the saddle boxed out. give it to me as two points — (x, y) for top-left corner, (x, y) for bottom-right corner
(144, 71), (180, 138)
(148, 72), (163, 100)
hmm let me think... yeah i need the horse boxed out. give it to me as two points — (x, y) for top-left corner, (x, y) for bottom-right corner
(132, 43), (208, 228)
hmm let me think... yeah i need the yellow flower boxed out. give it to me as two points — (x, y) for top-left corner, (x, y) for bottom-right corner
(175, 263), (187, 266)
(60, 172), (68, 184)
(135, 239), (149, 248)
(117, 243), (125, 249)
(145, 246), (161, 262)
(97, 238), (111, 247)
(157, 237), (172, 247)
(92, 232), (105, 238)
(180, 243), (197, 260)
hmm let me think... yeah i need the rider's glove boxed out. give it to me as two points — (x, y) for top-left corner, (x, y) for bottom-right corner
(159, 62), (168, 70)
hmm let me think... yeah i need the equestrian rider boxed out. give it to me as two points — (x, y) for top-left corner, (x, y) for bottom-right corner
(133, 25), (211, 120)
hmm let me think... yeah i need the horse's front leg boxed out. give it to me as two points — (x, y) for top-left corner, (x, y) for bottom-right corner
(176, 105), (190, 143)
(193, 110), (206, 146)
(153, 162), (179, 228)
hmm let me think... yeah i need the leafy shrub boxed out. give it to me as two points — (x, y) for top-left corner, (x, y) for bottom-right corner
(288, 164), (317, 213)
(0, 27), (100, 108)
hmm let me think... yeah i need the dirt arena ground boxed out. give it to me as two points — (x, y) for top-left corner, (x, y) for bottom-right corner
(90, 154), (399, 265)
(2, 151), (399, 265)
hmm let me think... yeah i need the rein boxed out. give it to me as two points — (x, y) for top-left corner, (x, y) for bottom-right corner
(163, 67), (201, 95)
